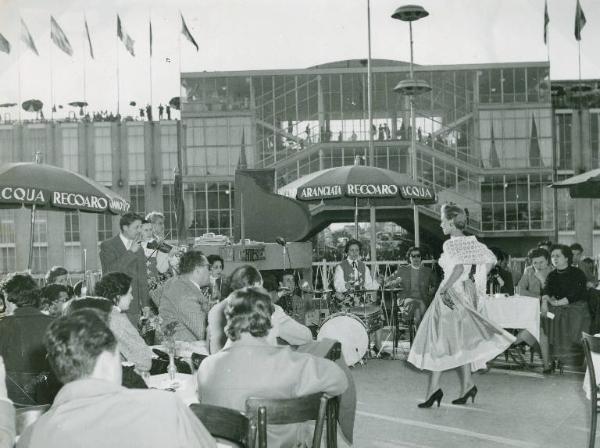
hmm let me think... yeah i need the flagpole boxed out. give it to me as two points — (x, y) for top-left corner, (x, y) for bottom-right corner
(149, 11), (153, 116)
(17, 18), (22, 121)
(547, 19), (559, 243)
(83, 13), (87, 104)
(116, 15), (120, 116)
(49, 20), (54, 120)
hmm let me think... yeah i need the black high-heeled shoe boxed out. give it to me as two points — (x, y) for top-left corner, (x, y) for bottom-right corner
(418, 389), (443, 408)
(452, 385), (478, 405)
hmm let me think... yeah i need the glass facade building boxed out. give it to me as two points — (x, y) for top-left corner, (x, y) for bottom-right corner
(181, 60), (556, 241)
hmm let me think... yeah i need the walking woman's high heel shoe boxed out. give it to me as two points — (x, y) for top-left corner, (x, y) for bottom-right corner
(452, 385), (478, 405)
(418, 389), (443, 408)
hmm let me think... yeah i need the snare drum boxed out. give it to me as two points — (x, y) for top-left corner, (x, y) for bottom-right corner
(348, 304), (383, 333)
(317, 313), (369, 366)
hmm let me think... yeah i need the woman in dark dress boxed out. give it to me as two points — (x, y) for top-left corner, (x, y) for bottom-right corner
(541, 244), (590, 370)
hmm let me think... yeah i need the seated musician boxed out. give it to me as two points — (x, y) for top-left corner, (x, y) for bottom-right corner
(385, 246), (437, 327)
(333, 239), (389, 358)
(198, 287), (348, 448)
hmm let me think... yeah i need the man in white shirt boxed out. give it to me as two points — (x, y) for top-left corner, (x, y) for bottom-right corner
(334, 239), (388, 358)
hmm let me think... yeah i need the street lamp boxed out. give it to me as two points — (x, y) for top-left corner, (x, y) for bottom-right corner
(392, 4), (431, 248)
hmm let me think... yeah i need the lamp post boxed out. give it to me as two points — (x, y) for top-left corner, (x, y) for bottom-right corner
(392, 5), (431, 248)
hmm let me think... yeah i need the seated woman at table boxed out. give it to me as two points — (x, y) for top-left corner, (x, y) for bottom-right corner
(94, 272), (153, 374)
(514, 248), (553, 370)
(207, 265), (312, 353)
(198, 287), (348, 448)
(541, 244), (590, 371)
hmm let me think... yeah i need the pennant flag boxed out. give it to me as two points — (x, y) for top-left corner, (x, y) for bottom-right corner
(237, 130), (248, 170)
(575, 0), (586, 41)
(51, 16), (73, 56)
(544, 0), (549, 45)
(489, 123), (501, 168)
(0, 33), (10, 54)
(84, 18), (94, 59)
(529, 115), (544, 167)
(20, 17), (38, 55)
(181, 13), (199, 51)
(149, 20), (153, 57)
(117, 15), (135, 56)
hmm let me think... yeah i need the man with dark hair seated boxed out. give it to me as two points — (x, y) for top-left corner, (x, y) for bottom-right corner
(198, 287), (347, 448)
(17, 310), (215, 448)
(0, 273), (56, 406)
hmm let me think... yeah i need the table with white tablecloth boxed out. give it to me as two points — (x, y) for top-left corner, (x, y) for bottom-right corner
(481, 295), (540, 343)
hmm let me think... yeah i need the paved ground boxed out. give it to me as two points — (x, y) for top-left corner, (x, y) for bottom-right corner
(349, 357), (593, 448)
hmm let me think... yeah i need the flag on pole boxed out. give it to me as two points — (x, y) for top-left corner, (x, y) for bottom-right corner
(51, 16), (73, 56)
(0, 33), (10, 54)
(575, 0), (586, 41)
(180, 13), (199, 51)
(543, 0), (549, 44)
(84, 18), (94, 59)
(20, 17), (39, 55)
(149, 20), (153, 57)
(237, 130), (248, 170)
(489, 123), (501, 168)
(529, 115), (543, 167)
(117, 15), (135, 56)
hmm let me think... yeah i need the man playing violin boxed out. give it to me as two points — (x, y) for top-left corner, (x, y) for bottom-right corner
(333, 239), (389, 358)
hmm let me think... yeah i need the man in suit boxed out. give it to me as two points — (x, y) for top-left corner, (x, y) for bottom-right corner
(198, 287), (347, 448)
(17, 310), (215, 448)
(99, 212), (149, 326)
(386, 246), (437, 327)
(159, 251), (212, 341)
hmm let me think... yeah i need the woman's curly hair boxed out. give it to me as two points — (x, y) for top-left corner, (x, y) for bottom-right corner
(225, 287), (274, 341)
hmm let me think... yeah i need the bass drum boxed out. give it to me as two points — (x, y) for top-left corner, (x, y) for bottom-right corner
(317, 312), (368, 366)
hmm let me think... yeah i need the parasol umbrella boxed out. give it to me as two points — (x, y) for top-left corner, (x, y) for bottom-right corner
(288, 161), (436, 240)
(0, 103), (16, 108)
(169, 96), (180, 110)
(551, 168), (600, 198)
(22, 99), (43, 113)
(69, 101), (88, 116)
(0, 161), (130, 270)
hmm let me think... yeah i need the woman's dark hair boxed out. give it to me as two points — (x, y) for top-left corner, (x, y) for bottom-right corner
(229, 265), (262, 291)
(45, 309), (117, 383)
(441, 203), (467, 230)
(94, 272), (132, 306)
(39, 284), (70, 312)
(1, 273), (39, 307)
(45, 266), (68, 285)
(225, 287), (274, 341)
(261, 273), (279, 293)
(207, 254), (224, 269)
(527, 247), (549, 262)
(549, 244), (573, 266)
(344, 239), (362, 253)
(537, 239), (552, 249)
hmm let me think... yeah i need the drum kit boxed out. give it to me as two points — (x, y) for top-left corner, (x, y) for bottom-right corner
(311, 287), (401, 366)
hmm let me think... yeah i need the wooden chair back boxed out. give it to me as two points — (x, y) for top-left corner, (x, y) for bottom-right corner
(189, 403), (256, 448)
(245, 393), (331, 448)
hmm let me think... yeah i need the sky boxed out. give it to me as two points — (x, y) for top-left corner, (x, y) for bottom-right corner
(0, 0), (599, 119)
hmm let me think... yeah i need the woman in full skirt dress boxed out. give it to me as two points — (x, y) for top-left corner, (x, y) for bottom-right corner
(407, 203), (515, 408)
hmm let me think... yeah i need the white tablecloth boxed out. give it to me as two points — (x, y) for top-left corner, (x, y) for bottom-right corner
(145, 372), (199, 406)
(481, 295), (540, 343)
